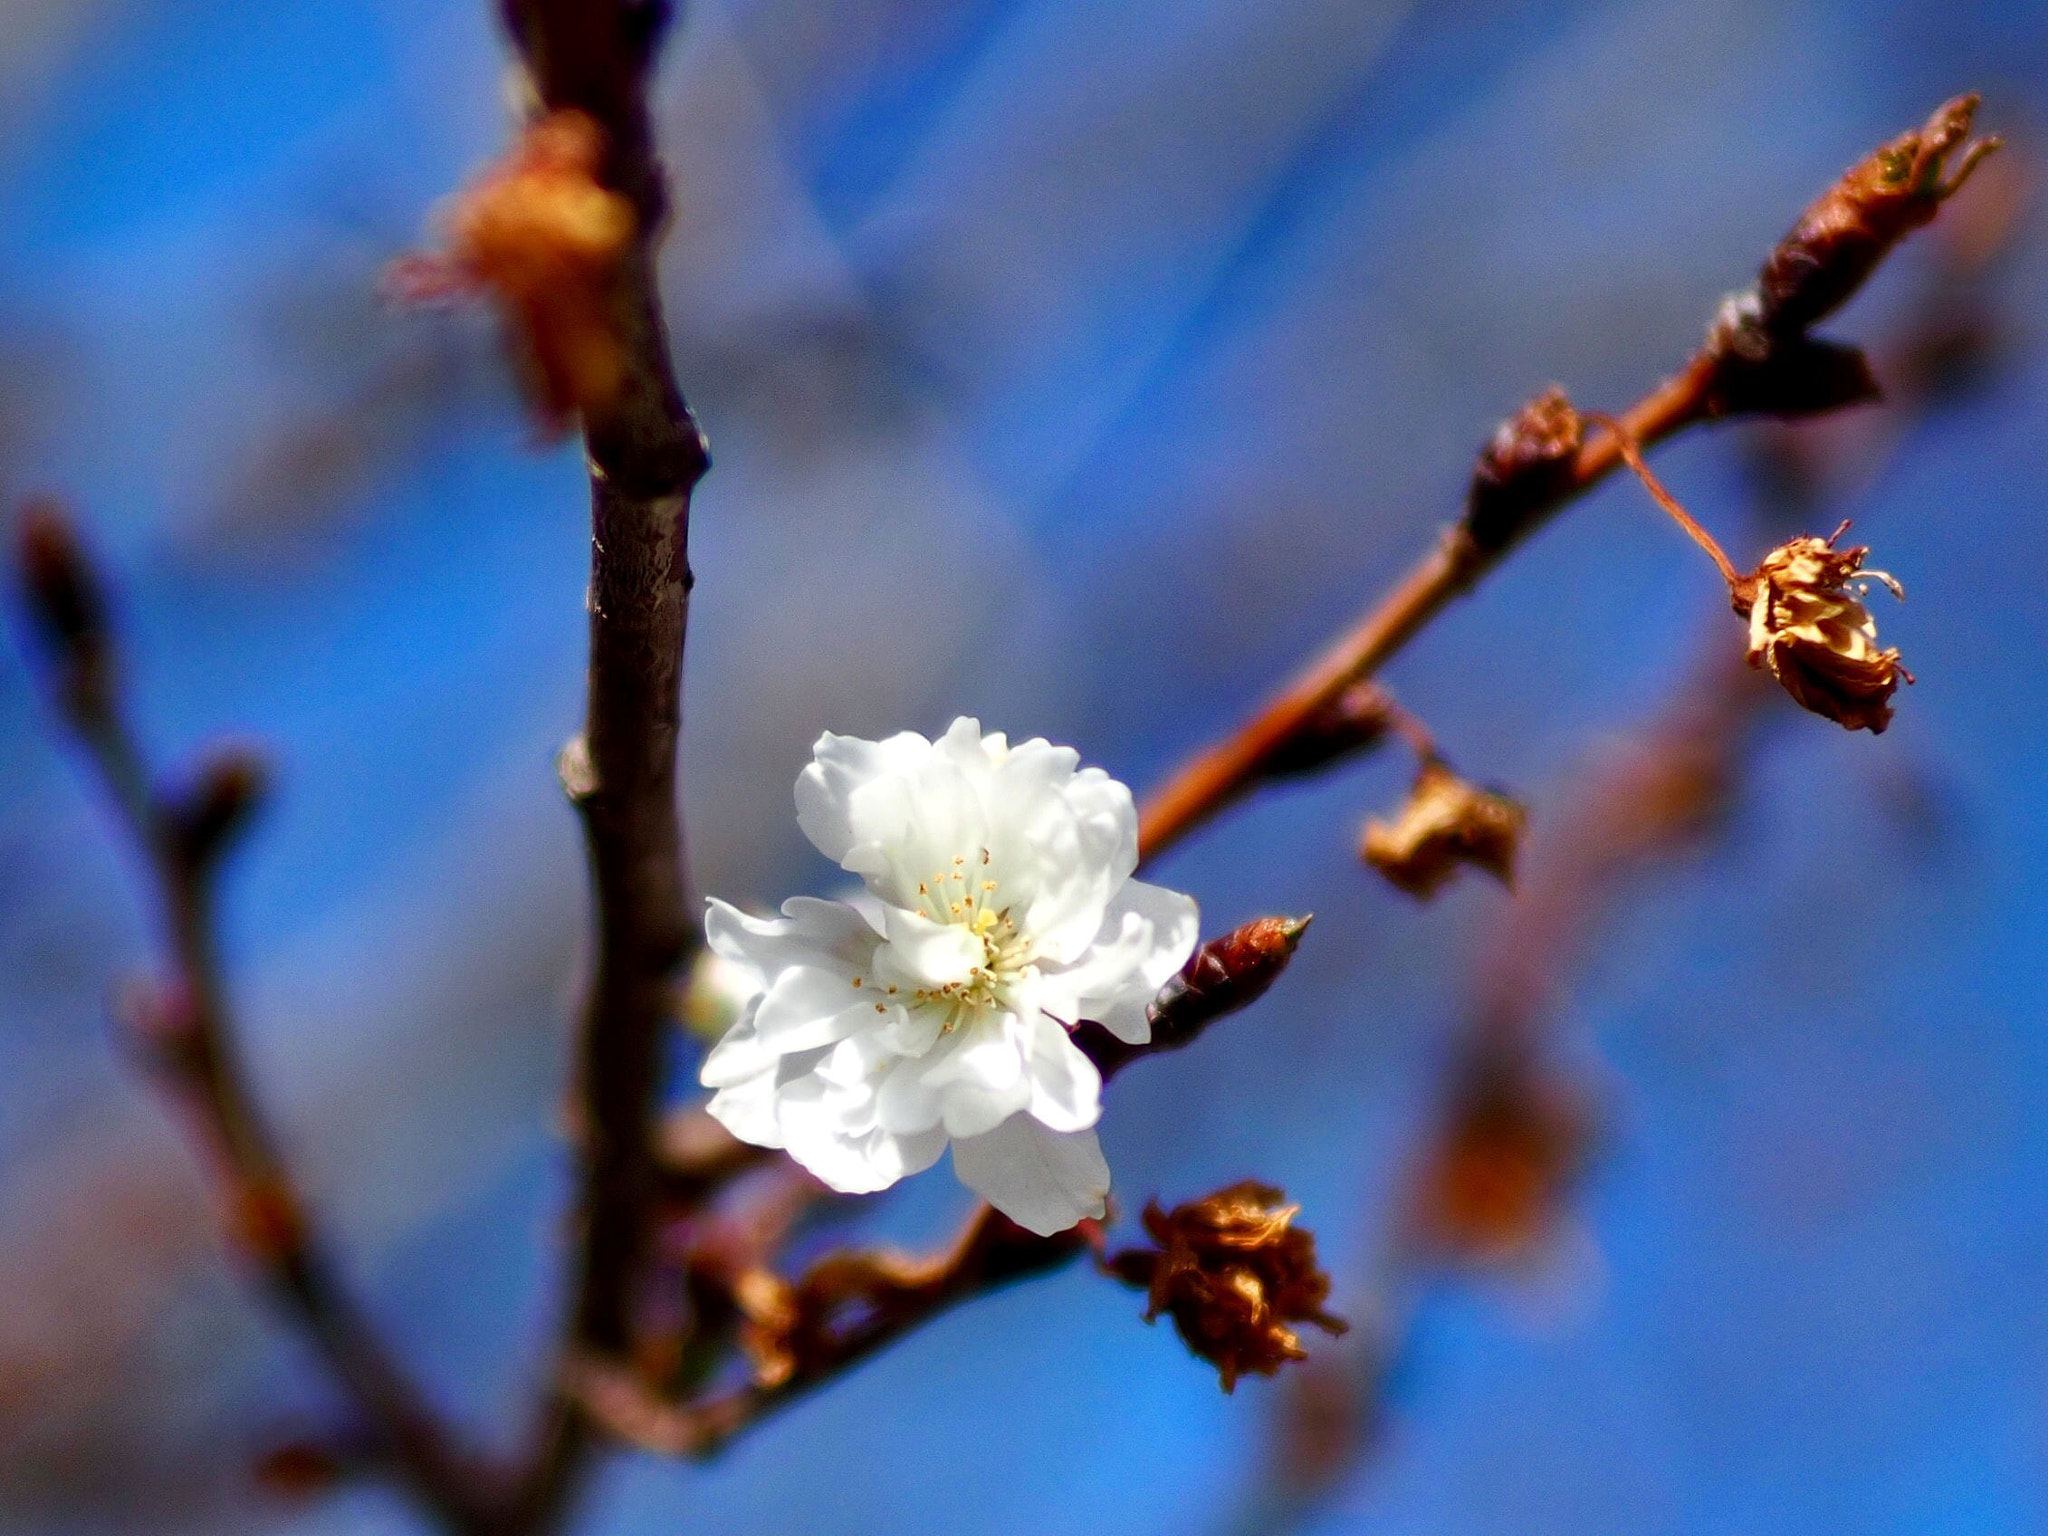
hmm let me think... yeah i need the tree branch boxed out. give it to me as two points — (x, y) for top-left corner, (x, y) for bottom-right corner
(484, 1), (711, 1525)
(12, 504), (511, 1533)
(1136, 95), (1995, 862)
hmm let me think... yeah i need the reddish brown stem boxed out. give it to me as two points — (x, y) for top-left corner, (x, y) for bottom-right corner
(1584, 410), (1742, 587)
(1136, 355), (1718, 861)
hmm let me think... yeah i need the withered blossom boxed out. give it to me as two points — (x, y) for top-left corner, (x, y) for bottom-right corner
(1107, 1181), (1346, 1392)
(1735, 526), (1909, 733)
(1410, 1051), (1597, 1267)
(1362, 760), (1525, 899)
(392, 110), (636, 433)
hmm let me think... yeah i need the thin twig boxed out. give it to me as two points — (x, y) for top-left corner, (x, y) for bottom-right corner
(13, 506), (512, 1533)
(1586, 410), (1741, 586)
(1137, 94), (1996, 862)
(1135, 354), (1718, 860)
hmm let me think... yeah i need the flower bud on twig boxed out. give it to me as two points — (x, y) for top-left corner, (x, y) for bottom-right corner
(1362, 760), (1525, 899)
(1462, 387), (1584, 555)
(1254, 681), (1396, 781)
(160, 744), (269, 871)
(15, 497), (114, 723)
(1072, 914), (1312, 1077)
(1703, 333), (1882, 420)
(1107, 1182), (1346, 1392)
(1748, 94), (2000, 343)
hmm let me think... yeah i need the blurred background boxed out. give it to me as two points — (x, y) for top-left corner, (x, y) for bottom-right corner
(3, 0), (2046, 1531)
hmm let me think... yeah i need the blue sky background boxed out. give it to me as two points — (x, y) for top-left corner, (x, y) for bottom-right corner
(2, 1), (2047, 1532)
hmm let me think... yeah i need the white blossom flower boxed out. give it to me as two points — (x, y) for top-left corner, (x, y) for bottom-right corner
(699, 718), (1199, 1235)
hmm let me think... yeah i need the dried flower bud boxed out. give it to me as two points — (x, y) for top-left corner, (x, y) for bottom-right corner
(1734, 526), (1908, 733)
(393, 110), (636, 434)
(1072, 914), (1311, 1077)
(1108, 1181), (1346, 1392)
(1463, 387), (1584, 554)
(1411, 1049), (1596, 1266)
(1750, 94), (1999, 341)
(730, 1266), (801, 1389)
(1362, 761), (1525, 899)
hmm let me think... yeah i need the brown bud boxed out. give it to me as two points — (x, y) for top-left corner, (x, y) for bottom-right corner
(161, 744), (268, 868)
(16, 498), (103, 647)
(392, 110), (636, 434)
(1704, 334), (1882, 420)
(1109, 1181), (1346, 1392)
(15, 498), (114, 719)
(1463, 387), (1584, 554)
(1074, 915), (1311, 1076)
(1362, 760), (1525, 899)
(1411, 1049), (1596, 1266)
(1733, 525), (1908, 733)
(1749, 94), (1999, 340)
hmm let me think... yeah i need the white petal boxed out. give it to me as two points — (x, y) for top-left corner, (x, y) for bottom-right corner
(698, 1005), (774, 1089)
(794, 730), (926, 866)
(951, 1116), (1110, 1235)
(784, 1118), (946, 1194)
(934, 715), (1000, 780)
(875, 907), (984, 989)
(705, 895), (878, 982)
(752, 965), (872, 1053)
(1010, 764), (1140, 965)
(1021, 1011), (1103, 1133)
(705, 1073), (784, 1148)
(1038, 878), (1199, 1044)
(774, 1045), (948, 1195)
(921, 1013), (1032, 1138)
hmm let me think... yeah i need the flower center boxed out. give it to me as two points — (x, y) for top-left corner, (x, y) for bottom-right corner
(910, 851), (1031, 1029)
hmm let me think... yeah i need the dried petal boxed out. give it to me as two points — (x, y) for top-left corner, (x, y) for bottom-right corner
(1110, 1181), (1346, 1392)
(1412, 1051), (1596, 1266)
(1362, 761), (1525, 899)
(396, 110), (637, 434)
(1735, 528), (1909, 732)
